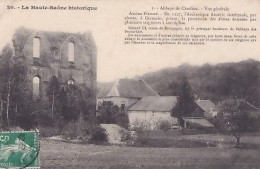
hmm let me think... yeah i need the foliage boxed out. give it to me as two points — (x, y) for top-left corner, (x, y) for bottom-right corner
(62, 85), (83, 121)
(97, 101), (119, 124)
(115, 112), (129, 129)
(157, 120), (171, 133)
(46, 81), (96, 136)
(134, 137), (215, 148)
(97, 101), (129, 129)
(119, 129), (136, 144)
(90, 126), (108, 143)
(0, 44), (96, 134)
(131, 119), (151, 131)
(0, 45), (32, 128)
(59, 118), (96, 140)
(140, 60), (260, 107)
(46, 76), (60, 119)
(171, 76), (196, 124)
(215, 99), (251, 148)
(61, 85), (95, 122)
(132, 130), (215, 148)
(39, 126), (60, 137)
(61, 121), (80, 139)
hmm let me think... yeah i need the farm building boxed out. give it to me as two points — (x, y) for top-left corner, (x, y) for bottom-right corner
(97, 79), (218, 129)
(173, 99), (216, 129)
(231, 99), (260, 119)
(181, 117), (214, 129)
(97, 79), (159, 113)
(128, 96), (178, 129)
(128, 97), (216, 129)
(195, 99), (217, 118)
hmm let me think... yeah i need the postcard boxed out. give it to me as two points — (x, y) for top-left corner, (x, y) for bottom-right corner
(0, 0), (259, 168)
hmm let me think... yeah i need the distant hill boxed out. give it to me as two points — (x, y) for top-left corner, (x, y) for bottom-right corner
(140, 59), (260, 107)
(98, 59), (260, 107)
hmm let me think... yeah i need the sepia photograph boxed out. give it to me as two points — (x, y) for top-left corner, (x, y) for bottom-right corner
(0, 0), (259, 168)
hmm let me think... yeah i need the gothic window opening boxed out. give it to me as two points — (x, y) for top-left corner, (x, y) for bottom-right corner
(33, 76), (40, 96)
(33, 37), (40, 58)
(68, 42), (75, 62)
(68, 79), (74, 85)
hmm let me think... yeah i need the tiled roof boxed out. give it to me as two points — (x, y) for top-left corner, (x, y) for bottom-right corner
(182, 117), (214, 128)
(129, 96), (177, 112)
(97, 82), (114, 97)
(196, 100), (216, 112)
(97, 79), (159, 98)
(238, 99), (260, 111)
(217, 99), (260, 118)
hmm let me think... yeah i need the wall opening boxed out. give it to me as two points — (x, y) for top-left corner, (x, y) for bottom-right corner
(68, 79), (74, 85)
(33, 76), (40, 96)
(33, 37), (40, 58)
(68, 42), (75, 62)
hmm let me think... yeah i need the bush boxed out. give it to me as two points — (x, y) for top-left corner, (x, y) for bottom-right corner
(90, 126), (108, 144)
(134, 137), (216, 148)
(60, 117), (95, 141)
(157, 120), (171, 133)
(120, 129), (136, 144)
(97, 101), (129, 129)
(39, 126), (60, 137)
(131, 119), (151, 131)
(115, 113), (129, 129)
(61, 121), (79, 139)
(34, 110), (54, 127)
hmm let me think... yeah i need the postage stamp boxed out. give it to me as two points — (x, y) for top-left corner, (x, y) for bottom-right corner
(0, 131), (40, 168)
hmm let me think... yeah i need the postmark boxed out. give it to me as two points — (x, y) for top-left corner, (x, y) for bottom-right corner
(0, 131), (40, 168)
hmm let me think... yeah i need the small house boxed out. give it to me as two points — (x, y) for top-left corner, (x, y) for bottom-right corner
(181, 117), (214, 129)
(97, 79), (159, 113)
(128, 96), (178, 129)
(195, 99), (217, 118)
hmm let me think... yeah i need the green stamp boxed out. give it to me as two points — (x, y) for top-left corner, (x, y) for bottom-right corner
(0, 131), (40, 168)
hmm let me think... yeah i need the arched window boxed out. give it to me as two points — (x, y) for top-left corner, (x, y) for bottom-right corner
(33, 37), (40, 58)
(68, 42), (74, 62)
(68, 79), (74, 85)
(33, 77), (40, 96)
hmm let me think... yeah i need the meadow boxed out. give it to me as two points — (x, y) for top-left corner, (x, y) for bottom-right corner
(40, 132), (260, 169)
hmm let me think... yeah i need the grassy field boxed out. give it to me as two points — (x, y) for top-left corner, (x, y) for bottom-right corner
(40, 138), (260, 169)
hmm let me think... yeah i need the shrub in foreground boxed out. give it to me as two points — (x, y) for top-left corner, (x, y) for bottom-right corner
(61, 121), (79, 139)
(39, 126), (60, 137)
(90, 126), (108, 144)
(157, 120), (171, 133)
(120, 129), (137, 144)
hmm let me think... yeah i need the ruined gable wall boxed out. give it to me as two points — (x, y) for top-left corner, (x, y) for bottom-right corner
(12, 28), (97, 98)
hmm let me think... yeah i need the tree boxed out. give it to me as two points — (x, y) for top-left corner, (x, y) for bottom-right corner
(171, 76), (196, 127)
(141, 60), (260, 107)
(46, 76), (60, 119)
(59, 84), (96, 136)
(215, 99), (249, 148)
(0, 45), (31, 128)
(115, 112), (129, 129)
(0, 45), (14, 127)
(63, 85), (84, 121)
(158, 120), (171, 133)
(10, 58), (29, 126)
(97, 101), (119, 124)
(97, 101), (129, 129)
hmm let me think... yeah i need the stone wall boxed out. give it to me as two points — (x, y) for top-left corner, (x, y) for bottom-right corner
(12, 27), (97, 100)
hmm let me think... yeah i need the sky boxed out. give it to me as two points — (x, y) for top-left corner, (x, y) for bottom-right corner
(0, 0), (259, 82)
